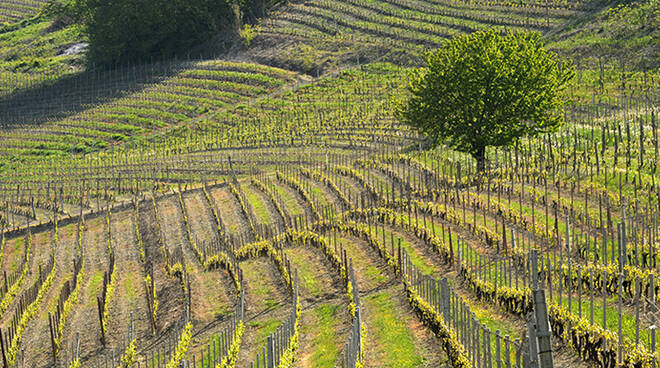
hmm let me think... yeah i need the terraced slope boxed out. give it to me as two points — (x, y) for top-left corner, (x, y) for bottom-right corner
(0, 0), (48, 24)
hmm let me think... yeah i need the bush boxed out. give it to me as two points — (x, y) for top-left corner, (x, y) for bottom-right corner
(69, 0), (236, 65)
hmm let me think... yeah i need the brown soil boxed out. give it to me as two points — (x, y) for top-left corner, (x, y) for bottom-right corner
(155, 196), (188, 262)
(208, 187), (251, 237)
(105, 210), (149, 349)
(180, 192), (237, 355)
(138, 196), (186, 342)
(58, 216), (108, 366)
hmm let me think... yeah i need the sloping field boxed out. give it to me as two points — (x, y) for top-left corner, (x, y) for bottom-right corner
(0, 0), (658, 366)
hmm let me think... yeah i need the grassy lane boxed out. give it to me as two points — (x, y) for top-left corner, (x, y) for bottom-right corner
(238, 257), (291, 367)
(331, 234), (446, 367)
(208, 187), (251, 235)
(271, 181), (306, 219)
(283, 244), (351, 367)
(242, 183), (276, 227)
(297, 303), (347, 368)
(276, 178), (316, 221)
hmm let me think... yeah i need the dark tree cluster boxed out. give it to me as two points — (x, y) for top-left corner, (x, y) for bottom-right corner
(58, 0), (271, 66)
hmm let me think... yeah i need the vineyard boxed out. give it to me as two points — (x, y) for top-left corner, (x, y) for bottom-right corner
(0, 0), (658, 366)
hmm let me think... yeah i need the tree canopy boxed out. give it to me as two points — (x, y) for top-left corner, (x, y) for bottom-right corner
(67, 0), (237, 66)
(398, 29), (574, 172)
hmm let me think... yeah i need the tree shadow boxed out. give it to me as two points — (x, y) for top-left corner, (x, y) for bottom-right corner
(0, 58), (193, 127)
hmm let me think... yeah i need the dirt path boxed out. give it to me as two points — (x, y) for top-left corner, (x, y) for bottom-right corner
(181, 191), (237, 356)
(58, 216), (107, 365)
(106, 210), (149, 348)
(136, 198), (186, 353)
(155, 196), (188, 261)
(208, 187), (252, 237)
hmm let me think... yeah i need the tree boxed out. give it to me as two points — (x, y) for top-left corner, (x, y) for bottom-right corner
(398, 29), (574, 172)
(69, 0), (236, 66)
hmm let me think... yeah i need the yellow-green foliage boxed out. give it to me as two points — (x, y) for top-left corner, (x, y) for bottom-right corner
(7, 261), (56, 366)
(55, 262), (85, 354)
(404, 280), (471, 368)
(276, 297), (302, 368)
(102, 266), (118, 336)
(217, 322), (245, 368)
(0, 231), (32, 315)
(169, 262), (184, 279)
(144, 275), (158, 325)
(117, 338), (137, 368)
(166, 322), (193, 368)
(346, 281), (356, 318)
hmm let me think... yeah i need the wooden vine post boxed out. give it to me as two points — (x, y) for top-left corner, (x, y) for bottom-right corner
(531, 249), (554, 368)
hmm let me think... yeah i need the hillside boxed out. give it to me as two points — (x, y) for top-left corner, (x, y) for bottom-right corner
(0, 0), (658, 367)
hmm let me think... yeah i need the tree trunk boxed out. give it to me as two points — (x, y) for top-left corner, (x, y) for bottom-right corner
(475, 146), (486, 173)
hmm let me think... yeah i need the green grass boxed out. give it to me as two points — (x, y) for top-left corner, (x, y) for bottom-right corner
(248, 318), (282, 360)
(271, 182), (305, 217)
(122, 271), (136, 303)
(303, 303), (343, 367)
(283, 247), (326, 297)
(364, 290), (425, 367)
(0, 20), (84, 93)
(243, 184), (273, 225)
(336, 236), (387, 287)
(373, 226), (440, 277)
(242, 259), (280, 309)
(87, 271), (104, 307)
